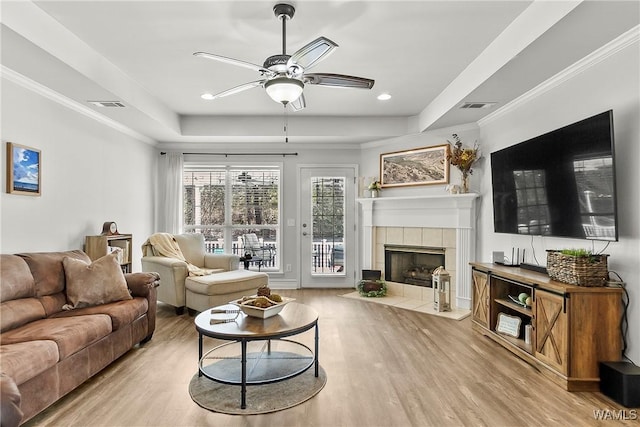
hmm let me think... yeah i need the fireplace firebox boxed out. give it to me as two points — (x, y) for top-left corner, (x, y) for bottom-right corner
(384, 245), (446, 287)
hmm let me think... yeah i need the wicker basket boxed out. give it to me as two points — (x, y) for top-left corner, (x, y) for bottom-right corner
(546, 250), (608, 287)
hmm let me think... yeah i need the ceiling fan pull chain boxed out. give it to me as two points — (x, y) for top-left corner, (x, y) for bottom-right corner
(284, 105), (289, 143)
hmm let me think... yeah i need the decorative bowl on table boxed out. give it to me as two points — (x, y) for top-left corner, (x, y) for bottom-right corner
(231, 296), (295, 319)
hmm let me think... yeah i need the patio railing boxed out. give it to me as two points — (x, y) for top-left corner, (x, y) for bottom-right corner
(202, 240), (344, 271)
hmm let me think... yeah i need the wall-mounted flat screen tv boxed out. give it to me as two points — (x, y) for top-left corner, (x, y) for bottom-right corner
(491, 110), (618, 241)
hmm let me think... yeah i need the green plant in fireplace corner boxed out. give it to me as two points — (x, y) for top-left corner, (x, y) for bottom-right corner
(357, 279), (387, 297)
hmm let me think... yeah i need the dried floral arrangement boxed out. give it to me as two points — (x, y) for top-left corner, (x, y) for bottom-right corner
(447, 134), (480, 175)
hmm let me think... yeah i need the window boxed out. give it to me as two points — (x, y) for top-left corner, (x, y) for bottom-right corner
(183, 164), (280, 270)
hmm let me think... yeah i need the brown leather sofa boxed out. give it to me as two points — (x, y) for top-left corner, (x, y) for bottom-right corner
(0, 250), (158, 426)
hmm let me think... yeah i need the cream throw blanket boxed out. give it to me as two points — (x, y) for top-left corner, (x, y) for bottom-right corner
(146, 233), (214, 276)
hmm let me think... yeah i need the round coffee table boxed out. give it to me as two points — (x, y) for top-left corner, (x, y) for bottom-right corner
(194, 302), (319, 409)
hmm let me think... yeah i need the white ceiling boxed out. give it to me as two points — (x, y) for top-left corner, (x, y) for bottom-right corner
(1, 1), (638, 147)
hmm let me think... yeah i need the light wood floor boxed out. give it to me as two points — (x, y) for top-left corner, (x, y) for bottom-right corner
(26, 289), (634, 427)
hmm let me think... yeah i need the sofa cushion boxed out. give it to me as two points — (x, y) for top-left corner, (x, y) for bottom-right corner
(0, 298), (46, 333)
(51, 297), (148, 331)
(18, 251), (90, 297)
(62, 252), (132, 310)
(174, 233), (206, 266)
(0, 255), (35, 302)
(37, 293), (68, 318)
(0, 340), (59, 385)
(0, 315), (112, 360)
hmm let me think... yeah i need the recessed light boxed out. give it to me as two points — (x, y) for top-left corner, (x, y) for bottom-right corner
(201, 93), (215, 100)
(377, 93), (391, 101)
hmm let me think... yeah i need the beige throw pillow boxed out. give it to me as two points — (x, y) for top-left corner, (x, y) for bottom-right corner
(62, 251), (132, 309)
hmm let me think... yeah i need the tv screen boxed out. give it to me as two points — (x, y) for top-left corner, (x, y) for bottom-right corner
(491, 110), (618, 241)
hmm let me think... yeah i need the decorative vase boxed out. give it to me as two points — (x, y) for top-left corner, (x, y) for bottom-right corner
(370, 190), (379, 198)
(460, 171), (470, 194)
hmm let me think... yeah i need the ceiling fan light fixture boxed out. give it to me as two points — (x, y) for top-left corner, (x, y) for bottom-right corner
(264, 77), (304, 104)
(194, 2), (373, 111)
(377, 93), (392, 101)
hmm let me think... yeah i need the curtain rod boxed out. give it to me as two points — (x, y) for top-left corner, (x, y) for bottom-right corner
(160, 152), (298, 157)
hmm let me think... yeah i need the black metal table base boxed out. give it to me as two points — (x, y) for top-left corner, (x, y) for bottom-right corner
(198, 323), (319, 409)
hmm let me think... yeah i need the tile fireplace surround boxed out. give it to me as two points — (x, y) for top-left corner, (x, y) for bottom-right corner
(358, 194), (479, 310)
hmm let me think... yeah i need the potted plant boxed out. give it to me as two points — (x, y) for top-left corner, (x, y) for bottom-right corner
(546, 249), (609, 286)
(367, 180), (382, 198)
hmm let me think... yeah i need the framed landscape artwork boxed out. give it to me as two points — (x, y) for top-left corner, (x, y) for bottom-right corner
(380, 144), (450, 188)
(6, 142), (41, 196)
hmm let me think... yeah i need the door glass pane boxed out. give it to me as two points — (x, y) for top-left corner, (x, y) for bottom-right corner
(311, 177), (345, 275)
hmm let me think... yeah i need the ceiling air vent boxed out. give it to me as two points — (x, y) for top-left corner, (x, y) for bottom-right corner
(88, 101), (125, 108)
(459, 102), (496, 109)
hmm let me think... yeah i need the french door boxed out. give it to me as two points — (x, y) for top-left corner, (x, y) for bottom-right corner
(299, 166), (357, 288)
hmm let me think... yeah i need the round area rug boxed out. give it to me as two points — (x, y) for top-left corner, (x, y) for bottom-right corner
(189, 365), (327, 415)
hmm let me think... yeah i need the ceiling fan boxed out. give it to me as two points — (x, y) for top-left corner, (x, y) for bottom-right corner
(194, 3), (375, 111)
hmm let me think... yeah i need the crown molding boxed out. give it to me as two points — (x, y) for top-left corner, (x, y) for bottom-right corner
(1, 65), (157, 146)
(479, 25), (640, 127)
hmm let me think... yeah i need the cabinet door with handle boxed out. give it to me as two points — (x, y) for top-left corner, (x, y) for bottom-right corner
(471, 269), (490, 328)
(534, 289), (569, 375)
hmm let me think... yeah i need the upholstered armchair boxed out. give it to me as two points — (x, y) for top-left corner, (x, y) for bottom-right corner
(141, 233), (239, 315)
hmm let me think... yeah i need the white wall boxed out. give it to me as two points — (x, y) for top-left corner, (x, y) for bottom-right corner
(477, 40), (640, 364)
(1, 80), (158, 271)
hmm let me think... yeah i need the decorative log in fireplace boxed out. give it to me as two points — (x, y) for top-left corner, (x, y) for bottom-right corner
(403, 267), (434, 287)
(384, 245), (446, 287)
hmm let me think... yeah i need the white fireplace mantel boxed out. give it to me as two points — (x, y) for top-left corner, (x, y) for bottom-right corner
(358, 194), (478, 229)
(358, 194), (479, 310)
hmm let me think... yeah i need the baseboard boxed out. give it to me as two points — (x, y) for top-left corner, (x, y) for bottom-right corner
(268, 279), (298, 289)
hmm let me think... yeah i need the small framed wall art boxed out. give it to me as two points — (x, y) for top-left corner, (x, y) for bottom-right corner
(380, 144), (450, 188)
(6, 142), (41, 196)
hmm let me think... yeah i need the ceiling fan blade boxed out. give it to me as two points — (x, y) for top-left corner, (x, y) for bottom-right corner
(304, 73), (375, 89)
(208, 80), (266, 99)
(287, 37), (338, 72)
(290, 93), (306, 111)
(194, 52), (275, 76)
